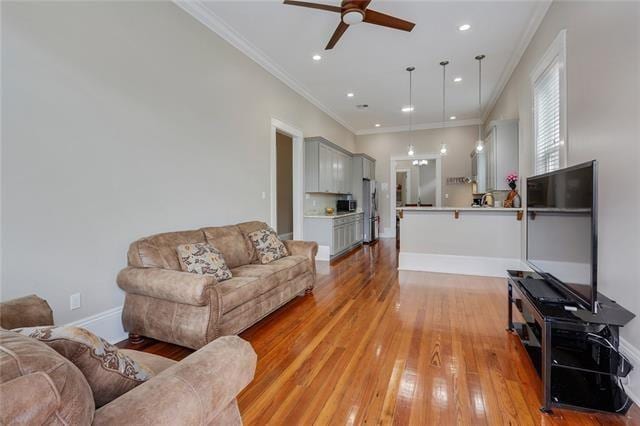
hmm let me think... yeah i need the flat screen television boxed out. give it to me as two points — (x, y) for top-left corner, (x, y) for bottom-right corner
(526, 161), (598, 312)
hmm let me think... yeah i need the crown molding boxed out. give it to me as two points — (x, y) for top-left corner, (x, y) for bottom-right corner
(173, 0), (356, 134)
(482, 0), (552, 122)
(356, 118), (481, 136)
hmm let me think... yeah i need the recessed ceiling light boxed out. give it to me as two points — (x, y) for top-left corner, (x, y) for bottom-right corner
(453, 77), (463, 83)
(401, 106), (414, 113)
(458, 24), (471, 31)
(450, 116), (457, 120)
(375, 123), (381, 127)
(312, 54), (322, 61)
(347, 92), (354, 98)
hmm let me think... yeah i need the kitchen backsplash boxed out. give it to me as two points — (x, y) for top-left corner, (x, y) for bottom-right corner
(304, 193), (349, 215)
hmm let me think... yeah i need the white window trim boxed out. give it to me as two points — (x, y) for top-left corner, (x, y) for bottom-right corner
(530, 29), (567, 174)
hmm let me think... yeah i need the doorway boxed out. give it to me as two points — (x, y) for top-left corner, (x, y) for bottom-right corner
(275, 132), (293, 240)
(395, 169), (411, 207)
(270, 118), (304, 240)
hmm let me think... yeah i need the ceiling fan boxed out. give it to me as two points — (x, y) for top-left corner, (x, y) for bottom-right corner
(283, 0), (415, 50)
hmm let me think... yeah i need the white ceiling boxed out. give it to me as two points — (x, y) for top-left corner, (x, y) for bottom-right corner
(181, 1), (549, 134)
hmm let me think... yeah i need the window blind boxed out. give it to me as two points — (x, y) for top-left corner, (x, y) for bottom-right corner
(533, 60), (561, 174)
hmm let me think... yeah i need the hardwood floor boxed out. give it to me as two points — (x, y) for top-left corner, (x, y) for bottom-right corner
(120, 239), (639, 425)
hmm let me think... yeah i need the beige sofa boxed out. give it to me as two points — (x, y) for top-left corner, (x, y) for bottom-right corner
(0, 295), (257, 425)
(118, 221), (318, 349)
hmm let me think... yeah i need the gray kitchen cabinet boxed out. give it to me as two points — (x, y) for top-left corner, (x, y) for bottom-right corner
(303, 213), (364, 258)
(305, 137), (352, 194)
(350, 154), (376, 203)
(484, 119), (518, 192)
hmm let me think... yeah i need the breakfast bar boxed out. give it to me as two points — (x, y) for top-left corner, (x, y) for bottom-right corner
(397, 207), (526, 277)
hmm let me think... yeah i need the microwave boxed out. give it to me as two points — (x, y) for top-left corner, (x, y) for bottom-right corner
(337, 200), (357, 212)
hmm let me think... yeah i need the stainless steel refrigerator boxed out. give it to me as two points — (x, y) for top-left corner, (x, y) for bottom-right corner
(362, 179), (379, 243)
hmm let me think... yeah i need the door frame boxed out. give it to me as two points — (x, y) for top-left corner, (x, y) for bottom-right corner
(270, 118), (304, 240)
(389, 154), (442, 238)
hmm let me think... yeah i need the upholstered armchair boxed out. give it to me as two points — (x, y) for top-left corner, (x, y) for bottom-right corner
(0, 295), (257, 425)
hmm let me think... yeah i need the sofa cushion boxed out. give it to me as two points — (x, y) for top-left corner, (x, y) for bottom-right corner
(221, 256), (310, 314)
(0, 294), (53, 330)
(202, 225), (254, 269)
(247, 227), (289, 264)
(177, 242), (232, 282)
(128, 230), (206, 270)
(236, 221), (270, 263)
(0, 330), (94, 424)
(14, 326), (153, 407)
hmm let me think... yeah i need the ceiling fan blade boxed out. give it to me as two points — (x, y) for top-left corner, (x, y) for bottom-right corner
(325, 21), (349, 50)
(358, 0), (372, 9)
(282, 0), (342, 13)
(363, 9), (415, 31)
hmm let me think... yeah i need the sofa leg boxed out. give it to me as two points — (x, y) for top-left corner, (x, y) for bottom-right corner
(128, 333), (144, 345)
(305, 288), (313, 295)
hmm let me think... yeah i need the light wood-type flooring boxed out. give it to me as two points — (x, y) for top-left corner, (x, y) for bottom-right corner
(120, 239), (639, 425)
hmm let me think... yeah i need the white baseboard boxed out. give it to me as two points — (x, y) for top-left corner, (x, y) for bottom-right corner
(316, 245), (330, 261)
(279, 232), (293, 240)
(65, 306), (126, 344)
(620, 337), (640, 406)
(398, 252), (527, 278)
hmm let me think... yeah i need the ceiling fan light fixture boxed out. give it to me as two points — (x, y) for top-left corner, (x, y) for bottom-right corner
(440, 144), (448, 155)
(408, 144), (415, 157)
(342, 8), (364, 25)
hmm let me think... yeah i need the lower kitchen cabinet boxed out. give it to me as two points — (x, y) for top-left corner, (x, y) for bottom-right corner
(303, 213), (364, 259)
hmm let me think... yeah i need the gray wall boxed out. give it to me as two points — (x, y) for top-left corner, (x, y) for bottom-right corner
(1, 1), (354, 323)
(355, 125), (477, 233)
(486, 1), (640, 347)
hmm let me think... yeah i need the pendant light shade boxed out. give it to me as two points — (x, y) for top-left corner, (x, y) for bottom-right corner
(440, 60), (449, 156)
(475, 54), (485, 153)
(406, 66), (416, 156)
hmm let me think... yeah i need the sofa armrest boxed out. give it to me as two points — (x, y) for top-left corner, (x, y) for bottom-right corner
(0, 295), (54, 329)
(284, 240), (318, 276)
(94, 336), (257, 425)
(117, 267), (218, 306)
(0, 372), (61, 424)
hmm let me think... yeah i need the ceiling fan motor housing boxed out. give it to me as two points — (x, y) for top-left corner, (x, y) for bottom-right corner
(341, 2), (365, 25)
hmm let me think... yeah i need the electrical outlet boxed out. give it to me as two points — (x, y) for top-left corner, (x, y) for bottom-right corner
(261, 191), (266, 200)
(70, 293), (81, 310)
(445, 193), (449, 199)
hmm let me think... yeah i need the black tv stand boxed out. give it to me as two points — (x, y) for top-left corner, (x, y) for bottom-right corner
(507, 270), (635, 414)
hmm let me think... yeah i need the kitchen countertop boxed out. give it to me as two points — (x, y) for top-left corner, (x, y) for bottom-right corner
(304, 211), (364, 219)
(397, 207), (523, 212)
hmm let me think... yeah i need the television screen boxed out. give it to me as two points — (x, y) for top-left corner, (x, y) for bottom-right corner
(526, 161), (597, 310)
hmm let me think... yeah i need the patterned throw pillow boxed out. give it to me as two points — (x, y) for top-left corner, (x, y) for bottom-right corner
(176, 242), (232, 281)
(247, 227), (289, 264)
(13, 326), (153, 407)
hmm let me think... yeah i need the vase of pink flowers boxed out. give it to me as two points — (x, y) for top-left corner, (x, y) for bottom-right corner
(506, 173), (518, 190)
(504, 173), (521, 208)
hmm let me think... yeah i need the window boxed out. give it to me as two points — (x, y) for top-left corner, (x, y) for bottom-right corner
(531, 30), (567, 175)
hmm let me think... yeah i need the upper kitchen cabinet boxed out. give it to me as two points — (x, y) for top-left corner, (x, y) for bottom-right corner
(483, 119), (518, 192)
(350, 154), (376, 203)
(305, 137), (352, 194)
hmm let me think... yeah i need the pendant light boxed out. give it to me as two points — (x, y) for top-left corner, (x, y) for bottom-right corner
(439, 60), (449, 156)
(406, 66), (415, 157)
(475, 54), (486, 152)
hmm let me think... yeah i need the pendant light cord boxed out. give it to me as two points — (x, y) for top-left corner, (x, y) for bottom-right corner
(440, 61), (449, 128)
(475, 55), (485, 141)
(406, 66), (415, 146)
